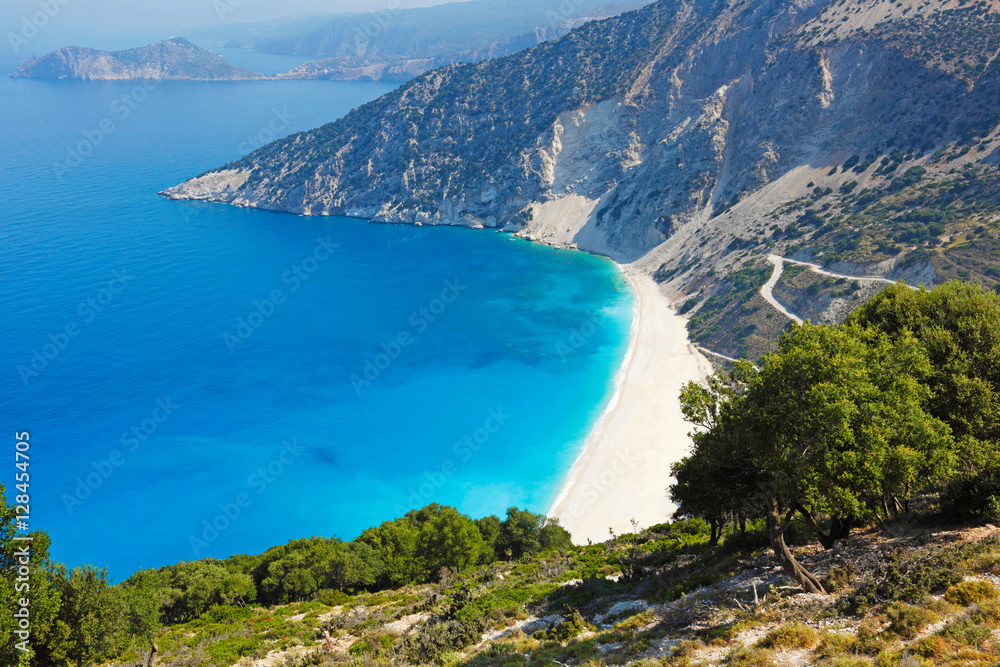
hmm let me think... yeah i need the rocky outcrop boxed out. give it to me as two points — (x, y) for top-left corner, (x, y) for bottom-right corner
(10, 38), (266, 80)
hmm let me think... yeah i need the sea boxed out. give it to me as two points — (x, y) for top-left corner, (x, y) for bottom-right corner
(0, 47), (633, 579)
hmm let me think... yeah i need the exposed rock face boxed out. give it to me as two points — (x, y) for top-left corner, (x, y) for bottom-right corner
(10, 38), (266, 80)
(162, 0), (1000, 304)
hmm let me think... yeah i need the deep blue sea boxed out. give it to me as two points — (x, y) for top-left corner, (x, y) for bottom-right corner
(0, 50), (632, 579)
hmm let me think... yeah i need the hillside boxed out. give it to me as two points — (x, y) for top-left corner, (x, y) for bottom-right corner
(96, 518), (1000, 667)
(9, 38), (266, 80)
(162, 0), (1000, 357)
(273, 4), (644, 83)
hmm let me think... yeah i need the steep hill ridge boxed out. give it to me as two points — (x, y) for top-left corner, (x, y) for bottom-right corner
(162, 0), (1000, 353)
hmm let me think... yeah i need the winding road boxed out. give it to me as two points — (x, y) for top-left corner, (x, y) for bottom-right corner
(760, 254), (900, 323)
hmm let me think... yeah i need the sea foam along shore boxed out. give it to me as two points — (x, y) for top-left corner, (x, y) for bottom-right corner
(549, 266), (713, 543)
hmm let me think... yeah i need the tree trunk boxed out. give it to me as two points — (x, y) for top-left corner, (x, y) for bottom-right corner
(739, 512), (746, 536)
(709, 517), (719, 546)
(793, 500), (854, 550)
(147, 643), (158, 667)
(766, 494), (826, 594)
(817, 515), (854, 550)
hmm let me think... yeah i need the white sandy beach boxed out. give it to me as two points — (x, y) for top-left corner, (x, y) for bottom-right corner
(548, 266), (713, 543)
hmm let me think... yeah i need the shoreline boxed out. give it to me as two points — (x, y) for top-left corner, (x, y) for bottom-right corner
(548, 264), (713, 543)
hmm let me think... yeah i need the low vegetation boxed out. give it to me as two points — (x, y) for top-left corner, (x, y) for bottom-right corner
(5, 283), (1000, 666)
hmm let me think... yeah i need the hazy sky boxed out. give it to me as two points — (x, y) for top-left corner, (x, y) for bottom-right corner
(1, 0), (462, 54)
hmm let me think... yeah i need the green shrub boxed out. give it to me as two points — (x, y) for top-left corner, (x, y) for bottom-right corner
(758, 624), (818, 649)
(943, 580), (998, 606)
(823, 658), (873, 667)
(404, 619), (482, 663)
(725, 644), (775, 666)
(942, 468), (1000, 520)
(817, 632), (859, 658)
(823, 564), (857, 593)
(538, 610), (588, 641)
(968, 598), (1000, 627)
(841, 547), (966, 613)
(938, 618), (990, 647)
(912, 634), (950, 661)
(465, 642), (528, 667)
(884, 602), (939, 640)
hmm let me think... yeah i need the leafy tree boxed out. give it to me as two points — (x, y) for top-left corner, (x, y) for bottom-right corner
(414, 505), (485, 575)
(45, 566), (129, 667)
(494, 507), (567, 560)
(0, 485), (61, 667)
(144, 561), (255, 622)
(325, 541), (384, 591)
(119, 570), (164, 667)
(253, 538), (336, 604)
(538, 521), (573, 553)
(679, 323), (952, 593)
(673, 371), (763, 545)
(356, 517), (421, 587)
(850, 281), (1000, 467)
(474, 515), (502, 562)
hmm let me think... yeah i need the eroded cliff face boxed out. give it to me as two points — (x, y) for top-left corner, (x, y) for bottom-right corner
(162, 0), (1000, 286)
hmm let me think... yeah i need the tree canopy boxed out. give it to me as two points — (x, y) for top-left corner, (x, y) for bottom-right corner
(675, 319), (953, 592)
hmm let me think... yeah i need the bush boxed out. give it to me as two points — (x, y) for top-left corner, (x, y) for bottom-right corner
(823, 564), (857, 593)
(969, 598), (1000, 627)
(823, 658), (873, 667)
(841, 547), (965, 613)
(758, 624), (818, 649)
(537, 610), (588, 641)
(941, 468), (1000, 520)
(884, 602), (939, 640)
(938, 618), (990, 647)
(403, 619), (482, 663)
(943, 580), (998, 606)
(817, 632), (859, 658)
(725, 644), (775, 666)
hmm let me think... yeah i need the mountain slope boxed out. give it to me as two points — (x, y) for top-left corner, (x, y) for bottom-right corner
(10, 38), (266, 80)
(163, 0), (1000, 354)
(274, 4), (644, 82)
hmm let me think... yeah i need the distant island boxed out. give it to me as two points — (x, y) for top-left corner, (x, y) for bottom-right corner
(9, 37), (266, 80)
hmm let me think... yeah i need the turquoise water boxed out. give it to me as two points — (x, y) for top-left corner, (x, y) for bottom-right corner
(0, 52), (632, 578)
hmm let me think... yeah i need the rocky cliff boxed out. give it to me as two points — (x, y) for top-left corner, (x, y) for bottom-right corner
(10, 38), (266, 80)
(162, 0), (1000, 354)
